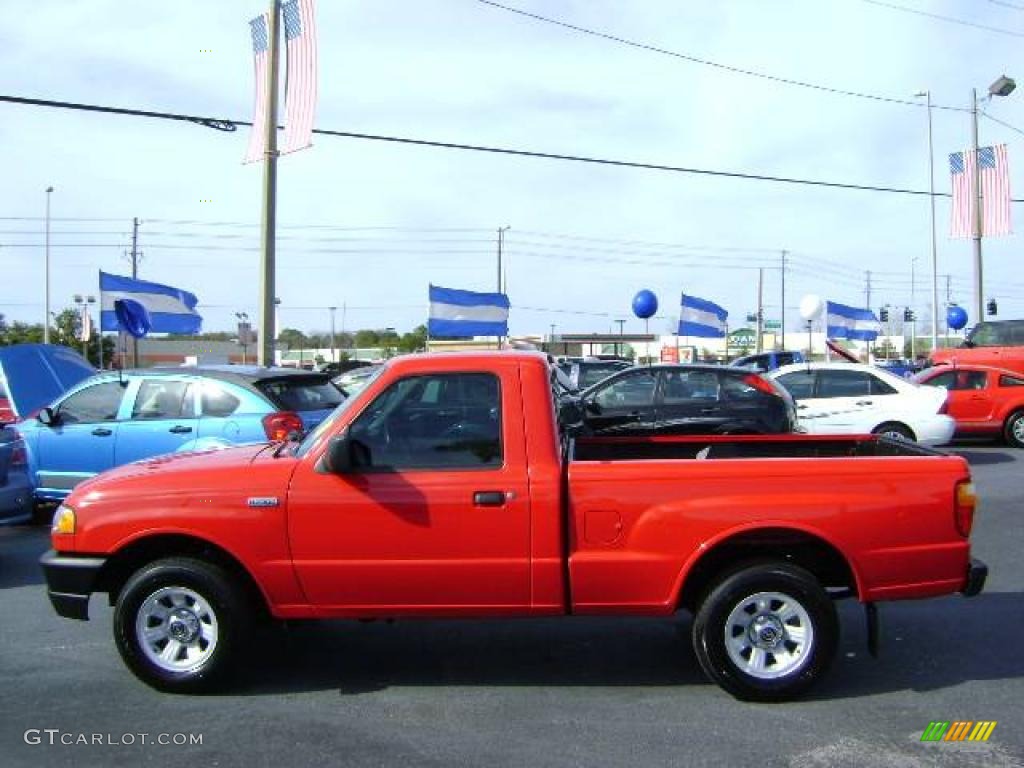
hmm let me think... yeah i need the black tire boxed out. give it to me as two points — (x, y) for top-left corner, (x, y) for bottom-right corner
(692, 562), (838, 702)
(113, 557), (251, 693)
(872, 422), (915, 441)
(1004, 410), (1024, 449)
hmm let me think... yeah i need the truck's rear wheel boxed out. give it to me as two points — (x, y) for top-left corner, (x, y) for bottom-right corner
(113, 557), (249, 693)
(692, 562), (837, 702)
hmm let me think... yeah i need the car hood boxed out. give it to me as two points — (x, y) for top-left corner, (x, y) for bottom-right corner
(0, 344), (95, 421)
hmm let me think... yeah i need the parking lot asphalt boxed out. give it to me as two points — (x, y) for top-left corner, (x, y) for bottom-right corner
(1, 442), (1022, 768)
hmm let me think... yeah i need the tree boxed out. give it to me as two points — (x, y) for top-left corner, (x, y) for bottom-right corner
(398, 325), (428, 354)
(277, 328), (308, 350)
(354, 329), (381, 348)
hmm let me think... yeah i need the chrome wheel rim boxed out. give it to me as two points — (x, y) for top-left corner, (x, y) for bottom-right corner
(724, 590), (814, 680)
(136, 586), (219, 673)
(881, 428), (908, 440)
(1013, 417), (1024, 443)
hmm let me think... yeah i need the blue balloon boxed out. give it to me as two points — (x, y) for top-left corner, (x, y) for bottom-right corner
(114, 298), (152, 339)
(946, 305), (968, 331)
(632, 290), (658, 320)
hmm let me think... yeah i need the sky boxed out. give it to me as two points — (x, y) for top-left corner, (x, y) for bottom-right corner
(2, 0), (1023, 340)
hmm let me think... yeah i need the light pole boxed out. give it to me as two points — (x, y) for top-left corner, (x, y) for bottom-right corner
(910, 257), (919, 360)
(970, 75), (1017, 324)
(328, 306), (337, 363)
(914, 90), (939, 353)
(615, 318), (625, 357)
(44, 186), (54, 344)
(235, 312), (250, 364)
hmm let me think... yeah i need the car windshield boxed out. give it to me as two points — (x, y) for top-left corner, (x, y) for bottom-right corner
(255, 376), (346, 412)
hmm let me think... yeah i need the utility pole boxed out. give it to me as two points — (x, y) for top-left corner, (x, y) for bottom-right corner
(496, 226), (510, 349)
(258, 0), (282, 367)
(780, 250), (788, 350)
(971, 88), (984, 324)
(130, 216), (140, 367)
(864, 270), (872, 309)
(756, 267), (764, 353)
(615, 318), (625, 357)
(328, 306), (337, 363)
(44, 187), (53, 344)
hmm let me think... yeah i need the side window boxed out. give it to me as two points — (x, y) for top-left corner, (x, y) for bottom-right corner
(1000, 374), (1024, 387)
(775, 371), (815, 400)
(349, 373), (502, 470)
(817, 371), (873, 398)
(661, 370), (720, 404)
(58, 382), (125, 424)
(923, 371), (956, 389)
(593, 372), (657, 409)
(961, 371), (988, 390)
(868, 375), (898, 396)
(131, 380), (195, 420)
(200, 382), (242, 417)
(777, 353), (795, 366)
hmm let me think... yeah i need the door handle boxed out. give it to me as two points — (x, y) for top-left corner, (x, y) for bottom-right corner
(798, 404), (809, 410)
(473, 491), (507, 507)
(91, 428), (113, 437)
(856, 400), (873, 406)
(169, 425), (193, 434)
(700, 408), (720, 414)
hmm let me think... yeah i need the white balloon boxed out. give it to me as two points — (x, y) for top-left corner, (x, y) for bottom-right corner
(799, 294), (824, 321)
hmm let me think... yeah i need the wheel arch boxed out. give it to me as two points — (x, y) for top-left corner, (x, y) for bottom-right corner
(676, 526), (860, 613)
(96, 533), (271, 619)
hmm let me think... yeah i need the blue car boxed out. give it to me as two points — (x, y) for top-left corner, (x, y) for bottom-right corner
(18, 366), (346, 501)
(0, 344), (96, 521)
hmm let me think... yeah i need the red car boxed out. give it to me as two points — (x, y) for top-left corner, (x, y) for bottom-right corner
(915, 364), (1024, 447)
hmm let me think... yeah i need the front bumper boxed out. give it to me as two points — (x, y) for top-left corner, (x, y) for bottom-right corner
(40, 550), (106, 620)
(962, 557), (988, 597)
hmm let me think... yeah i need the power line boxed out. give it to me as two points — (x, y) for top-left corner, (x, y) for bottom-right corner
(986, 0), (1024, 10)
(859, 0), (1024, 37)
(10, 94), (1014, 201)
(981, 111), (1024, 137)
(472, 0), (967, 111)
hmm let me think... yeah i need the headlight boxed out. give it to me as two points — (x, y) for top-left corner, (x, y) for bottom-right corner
(52, 504), (76, 535)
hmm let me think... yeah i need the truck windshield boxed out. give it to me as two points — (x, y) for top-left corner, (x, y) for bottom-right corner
(293, 365), (386, 458)
(965, 320), (1024, 347)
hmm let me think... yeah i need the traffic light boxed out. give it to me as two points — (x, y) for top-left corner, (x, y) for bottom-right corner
(879, 307), (889, 322)
(903, 308), (915, 322)
(987, 299), (998, 316)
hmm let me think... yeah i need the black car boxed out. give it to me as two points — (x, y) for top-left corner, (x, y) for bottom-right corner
(575, 364), (797, 437)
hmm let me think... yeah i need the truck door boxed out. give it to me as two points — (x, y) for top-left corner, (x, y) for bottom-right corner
(286, 370), (532, 613)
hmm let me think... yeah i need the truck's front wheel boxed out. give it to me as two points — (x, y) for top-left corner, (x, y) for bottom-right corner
(692, 562), (837, 702)
(113, 558), (249, 693)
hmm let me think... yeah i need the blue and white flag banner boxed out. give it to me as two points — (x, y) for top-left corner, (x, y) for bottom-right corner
(99, 271), (203, 334)
(826, 301), (880, 341)
(428, 284), (509, 338)
(678, 294), (728, 338)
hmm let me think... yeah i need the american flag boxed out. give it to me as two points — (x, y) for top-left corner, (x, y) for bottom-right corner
(243, 12), (271, 164)
(949, 144), (1012, 238)
(281, 0), (318, 154)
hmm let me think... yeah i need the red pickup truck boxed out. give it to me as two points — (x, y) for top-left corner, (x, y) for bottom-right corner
(42, 352), (987, 701)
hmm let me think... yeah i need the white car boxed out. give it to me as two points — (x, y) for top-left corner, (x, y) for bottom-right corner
(767, 362), (955, 445)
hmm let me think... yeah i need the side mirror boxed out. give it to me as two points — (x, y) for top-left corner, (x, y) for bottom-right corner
(321, 433), (354, 474)
(583, 398), (602, 415)
(37, 407), (57, 427)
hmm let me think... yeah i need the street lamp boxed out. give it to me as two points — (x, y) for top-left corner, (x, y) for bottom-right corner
(913, 90), (939, 354)
(235, 312), (250, 364)
(44, 186), (54, 344)
(970, 75), (1016, 324)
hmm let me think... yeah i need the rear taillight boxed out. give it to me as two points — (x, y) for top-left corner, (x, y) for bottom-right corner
(743, 374), (779, 396)
(938, 400), (949, 415)
(954, 480), (977, 537)
(262, 411), (303, 441)
(10, 441), (27, 467)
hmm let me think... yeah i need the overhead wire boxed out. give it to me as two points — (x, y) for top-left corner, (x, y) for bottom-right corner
(10, 94), (1019, 201)
(858, 0), (1024, 37)
(471, 0), (968, 110)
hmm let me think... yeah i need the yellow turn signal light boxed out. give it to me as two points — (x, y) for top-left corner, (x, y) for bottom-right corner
(52, 505), (76, 535)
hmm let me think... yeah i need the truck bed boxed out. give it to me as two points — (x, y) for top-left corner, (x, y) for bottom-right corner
(571, 433), (943, 462)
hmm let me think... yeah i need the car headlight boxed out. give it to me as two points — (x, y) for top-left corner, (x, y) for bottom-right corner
(52, 504), (76, 535)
